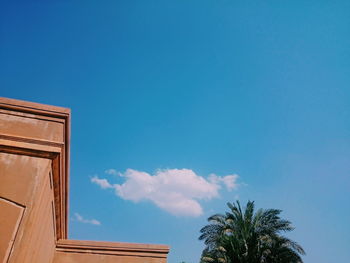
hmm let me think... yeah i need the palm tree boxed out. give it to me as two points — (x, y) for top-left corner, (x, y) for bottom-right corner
(199, 201), (305, 263)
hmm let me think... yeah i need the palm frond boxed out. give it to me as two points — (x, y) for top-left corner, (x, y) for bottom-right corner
(199, 200), (305, 263)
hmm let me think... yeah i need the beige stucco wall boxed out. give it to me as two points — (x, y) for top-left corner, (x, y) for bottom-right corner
(0, 153), (56, 263)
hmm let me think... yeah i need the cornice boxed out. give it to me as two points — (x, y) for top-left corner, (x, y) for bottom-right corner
(56, 239), (170, 258)
(0, 97), (70, 116)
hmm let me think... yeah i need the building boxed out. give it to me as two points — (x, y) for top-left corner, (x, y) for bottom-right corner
(0, 97), (170, 263)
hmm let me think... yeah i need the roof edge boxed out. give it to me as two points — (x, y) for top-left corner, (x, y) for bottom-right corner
(0, 97), (70, 115)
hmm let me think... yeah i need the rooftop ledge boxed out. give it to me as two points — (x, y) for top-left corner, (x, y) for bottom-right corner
(0, 97), (71, 115)
(56, 239), (170, 258)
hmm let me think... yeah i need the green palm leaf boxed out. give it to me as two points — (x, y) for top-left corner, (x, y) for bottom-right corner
(199, 200), (305, 263)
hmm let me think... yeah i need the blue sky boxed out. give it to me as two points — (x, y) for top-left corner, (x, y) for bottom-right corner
(1, 1), (350, 262)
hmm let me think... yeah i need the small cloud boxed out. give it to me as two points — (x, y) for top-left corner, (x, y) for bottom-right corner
(91, 168), (240, 217)
(208, 173), (239, 191)
(74, 213), (101, 226)
(222, 174), (239, 190)
(91, 176), (113, 189)
(105, 169), (118, 176)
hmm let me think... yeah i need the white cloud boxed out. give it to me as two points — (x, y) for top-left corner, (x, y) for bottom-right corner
(91, 168), (239, 217)
(208, 173), (239, 191)
(105, 169), (118, 176)
(91, 176), (113, 189)
(74, 213), (101, 226)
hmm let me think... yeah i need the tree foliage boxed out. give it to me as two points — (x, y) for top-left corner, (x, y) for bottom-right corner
(199, 201), (305, 263)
